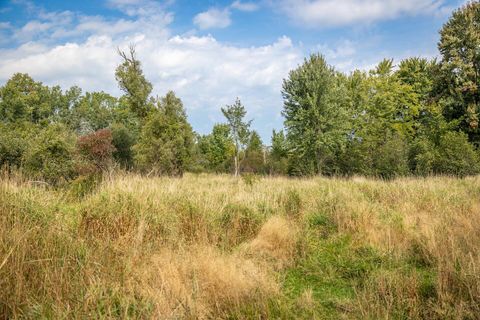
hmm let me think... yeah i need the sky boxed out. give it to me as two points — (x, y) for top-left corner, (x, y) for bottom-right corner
(0, 0), (467, 141)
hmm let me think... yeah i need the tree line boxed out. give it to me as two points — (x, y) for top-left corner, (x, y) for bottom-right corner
(1, 2), (480, 184)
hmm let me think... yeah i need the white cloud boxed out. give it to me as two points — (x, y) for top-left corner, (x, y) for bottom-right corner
(106, 0), (173, 17)
(193, 8), (232, 30)
(2, 0), (444, 138)
(0, 2), (303, 137)
(276, 0), (446, 27)
(0, 34), (301, 113)
(0, 22), (12, 29)
(231, 1), (259, 12)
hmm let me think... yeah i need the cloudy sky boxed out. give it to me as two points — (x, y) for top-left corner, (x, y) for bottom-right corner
(0, 0), (466, 140)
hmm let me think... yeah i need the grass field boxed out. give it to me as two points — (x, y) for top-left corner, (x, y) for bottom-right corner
(1, 173), (479, 319)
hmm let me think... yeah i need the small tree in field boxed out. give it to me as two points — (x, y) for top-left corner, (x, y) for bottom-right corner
(221, 98), (251, 177)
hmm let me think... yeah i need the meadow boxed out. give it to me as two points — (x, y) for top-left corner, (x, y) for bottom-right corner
(1, 173), (479, 319)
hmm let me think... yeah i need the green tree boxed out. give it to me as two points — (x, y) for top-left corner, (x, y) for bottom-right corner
(134, 91), (193, 176)
(198, 124), (234, 172)
(221, 98), (251, 176)
(438, 1), (480, 142)
(0, 123), (28, 170)
(397, 57), (435, 102)
(243, 130), (264, 173)
(336, 59), (422, 177)
(282, 54), (350, 175)
(115, 45), (153, 120)
(66, 91), (117, 134)
(23, 124), (77, 185)
(267, 129), (288, 175)
(0, 73), (52, 124)
(435, 131), (479, 176)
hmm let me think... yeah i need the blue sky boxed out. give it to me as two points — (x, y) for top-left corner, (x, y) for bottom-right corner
(0, 0), (466, 141)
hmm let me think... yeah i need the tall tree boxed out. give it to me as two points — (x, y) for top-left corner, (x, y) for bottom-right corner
(282, 54), (350, 175)
(0, 73), (52, 124)
(115, 45), (153, 120)
(221, 98), (251, 176)
(438, 1), (480, 143)
(133, 91), (193, 176)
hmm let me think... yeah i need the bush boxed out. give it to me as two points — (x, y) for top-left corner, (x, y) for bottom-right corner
(111, 123), (135, 169)
(372, 133), (410, 178)
(77, 129), (116, 171)
(409, 138), (438, 176)
(23, 125), (77, 185)
(0, 124), (27, 170)
(435, 131), (480, 176)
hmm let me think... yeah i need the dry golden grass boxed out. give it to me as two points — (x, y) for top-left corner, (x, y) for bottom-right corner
(246, 216), (298, 268)
(1, 173), (479, 319)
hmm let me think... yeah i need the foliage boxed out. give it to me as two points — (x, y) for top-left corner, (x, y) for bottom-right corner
(0, 123), (28, 169)
(438, 1), (480, 143)
(268, 130), (288, 175)
(65, 91), (117, 134)
(77, 128), (116, 172)
(115, 45), (153, 120)
(221, 98), (252, 176)
(197, 124), (235, 172)
(282, 54), (350, 175)
(409, 137), (438, 176)
(22, 124), (77, 185)
(241, 172), (260, 187)
(110, 123), (135, 169)
(435, 131), (480, 176)
(134, 91), (193, 176)
(243, 131), (265, 173)
(0, 73), (54, 124)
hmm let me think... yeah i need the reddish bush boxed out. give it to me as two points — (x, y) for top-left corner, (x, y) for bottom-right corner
(77, 129), (116, 171)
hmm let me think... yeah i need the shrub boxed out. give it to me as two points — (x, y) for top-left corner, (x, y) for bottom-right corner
(409, 137), (438, 176)
(435, 131), (479, 176)
(111, 123), (135, 169)
(77, 128), (116, 171)
(0, 124), (27, 169)
(23, 124), (77, 185)
(372, 132), (410, 178)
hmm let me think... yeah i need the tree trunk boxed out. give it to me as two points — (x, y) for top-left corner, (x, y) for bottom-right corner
(234, 154), (239, 177)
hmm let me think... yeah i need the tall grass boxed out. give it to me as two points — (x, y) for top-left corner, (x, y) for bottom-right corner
(1, 173), (479, 319)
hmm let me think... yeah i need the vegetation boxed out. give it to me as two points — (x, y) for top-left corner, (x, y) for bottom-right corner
(1, 2), (480, 319)
(1, 3), (479, 179)
(1, 173), (480, 319)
